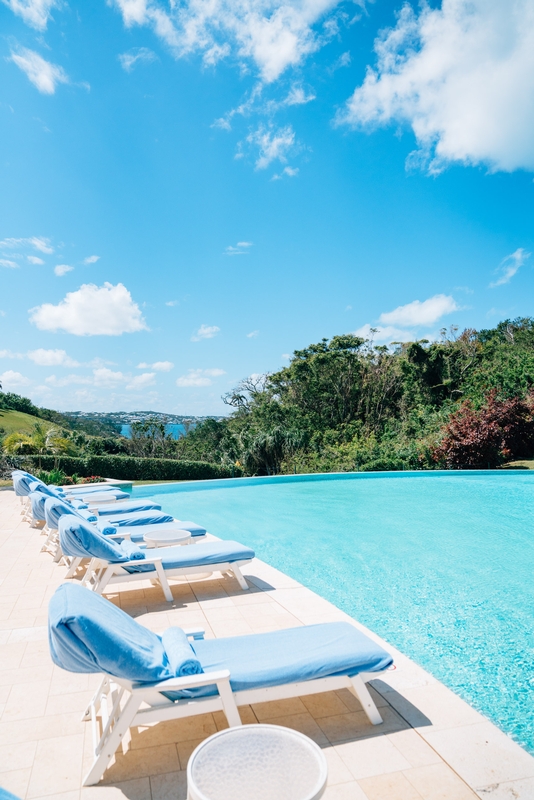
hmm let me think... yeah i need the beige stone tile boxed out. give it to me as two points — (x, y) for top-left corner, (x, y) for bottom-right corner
(359, 771), (423, 799)
(251, 696), (308, 721)
(212, 704), (258, 731)
(388, 730), (441, 768)
(318, 706), (407, 745)
(301, 691), (352, 718)
(45, 690), (95, 716)
(0, 712), (83, 745)
(132, 714), (218, 748)
(0, 739), (38, 772)
(387, 683), (485, 731)
(81, 777), (151, 799)
(260, 712), (330, 746)
(150, 769), (188, 800)
(8, 625), (48, 644)
(335, 736), (412, 780)
(322, 780), (369, 799)
(404, 763), (478, 799)
(176, 738), (204, 770)
(0, 642), (27, 670)
(2, 680), (50, 721)
(27, 733), (84, 797)
(208, 619), (254, 637)
(103, 743), (180, 783)
(31, 792), (80, 800)
(322, 745), (355, 785)
(0, 767), (32, 798)
(0, 664), (54, 687)
(422, 723), (534, 788)
(476, 775), (534, 798)
(49, 668), (92, 696)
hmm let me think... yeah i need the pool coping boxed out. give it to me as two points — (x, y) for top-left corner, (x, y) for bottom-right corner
(131, 467), (534, 496)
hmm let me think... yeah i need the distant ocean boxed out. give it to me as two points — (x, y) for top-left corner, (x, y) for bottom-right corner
(121, 423), (187, 440)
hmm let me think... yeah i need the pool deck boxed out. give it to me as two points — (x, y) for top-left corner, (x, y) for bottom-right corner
(1, 489), (534, 799)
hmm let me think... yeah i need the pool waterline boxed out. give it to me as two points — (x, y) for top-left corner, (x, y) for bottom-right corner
(133, 470), (534, 755)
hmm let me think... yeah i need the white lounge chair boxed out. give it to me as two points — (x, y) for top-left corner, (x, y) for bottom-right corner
(59, 515), (254, 599)
(49, 583), (393, 786)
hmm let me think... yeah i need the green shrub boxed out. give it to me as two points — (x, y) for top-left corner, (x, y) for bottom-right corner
(20, 454), (243, 481)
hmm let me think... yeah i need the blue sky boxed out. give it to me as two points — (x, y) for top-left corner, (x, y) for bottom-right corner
(1, 0), (533, 415)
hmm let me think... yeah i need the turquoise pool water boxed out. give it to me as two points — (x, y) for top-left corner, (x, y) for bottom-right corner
(133, 472), (534, 753)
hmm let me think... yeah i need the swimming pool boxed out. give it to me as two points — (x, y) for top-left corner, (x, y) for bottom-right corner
(133, 471), (534, 754)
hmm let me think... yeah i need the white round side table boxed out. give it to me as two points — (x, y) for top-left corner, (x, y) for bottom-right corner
(143, 529), (191, 548)
(187, 724), (328, 800)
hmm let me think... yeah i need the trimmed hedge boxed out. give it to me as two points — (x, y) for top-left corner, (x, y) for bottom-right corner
(21, 455), (243, 481)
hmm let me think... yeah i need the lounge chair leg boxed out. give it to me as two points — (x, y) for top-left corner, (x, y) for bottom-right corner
(83, 694), (141, 786)
(217, 678), (242, 728)
(230, 565), (249, 591)
(349, 675), (383, 725)
(155, 562), (173, 602)
(65, 556), (82, 579)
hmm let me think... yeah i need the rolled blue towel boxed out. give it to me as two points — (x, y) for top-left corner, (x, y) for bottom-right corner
(78, 509), (98, 523)
(162, 628), (203, 676)
(119, 540), (146, 561)
(100, 524), (118, 536)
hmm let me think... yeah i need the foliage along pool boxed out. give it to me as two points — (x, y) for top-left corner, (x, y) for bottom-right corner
(133, 471), (534, 753)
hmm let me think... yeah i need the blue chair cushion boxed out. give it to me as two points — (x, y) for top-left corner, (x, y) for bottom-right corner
(96, 510), (174, 528)
(95, 501), (162, 516)
(122, 540), (254, 573)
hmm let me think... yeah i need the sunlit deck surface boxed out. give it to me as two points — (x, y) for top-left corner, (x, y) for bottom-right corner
(1, 488), (534, 799)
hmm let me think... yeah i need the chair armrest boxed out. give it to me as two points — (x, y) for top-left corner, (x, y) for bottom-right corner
(116, 555), (163, 567)
(184, 627), (205, 640)
(132, 669), (231, 693)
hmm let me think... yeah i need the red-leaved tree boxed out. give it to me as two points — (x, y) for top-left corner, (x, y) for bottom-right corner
(432, 390), (534, 468)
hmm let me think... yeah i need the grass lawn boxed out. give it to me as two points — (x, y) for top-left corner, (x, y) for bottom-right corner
(0, 409), (55, 436)
(502, 459), (534, 469)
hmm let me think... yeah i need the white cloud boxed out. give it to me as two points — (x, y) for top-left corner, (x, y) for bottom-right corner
(354, 323), (415, 344)
(283, 85), (316, 106)
(225, 241), (253, 255)
(490, 247), (531, 287)
(0, 370), (30, 389)
(29, 282), (148, 336)
(137, 360), (174, 371)
(45, 373), (91, 387)
(27, 348), (79, 367)
(247, 330), (259, 338)
(93, 368), (125, 387)
(272, 165), (299, 179)
(126, 372), (156, 390)
(0, 349), (24, 359)
(119, 47), (157, 72)
(338, 0), (534, 174)
(83, 255), (100, 264)
(191, 324), (220, 341)
(0, 259), (19, 269)
(0, 236), (53, 253)
(165, 300), (178, 306)
(27, 255), (44, 264)
(10, 48), (69, 95)
(378, 294), (458, 327)
(110, 0), (350, 83)
(2, 0), (60, 30)
(54, 264), (73, 276)
(176, 368), (225, 387)
(247, 124), (295, 169)
(282, 353), (291, 360)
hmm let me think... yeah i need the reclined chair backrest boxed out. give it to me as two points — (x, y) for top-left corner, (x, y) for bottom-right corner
(48, 582), (174, 683)
(13, 473), (42, 497)
(58, 514), (131, 561)
(44, 497), (93, 529)
(29, 491), (48, 521)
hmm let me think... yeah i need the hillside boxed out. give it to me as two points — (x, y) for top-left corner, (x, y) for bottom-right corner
(0, 410), (56, 436)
